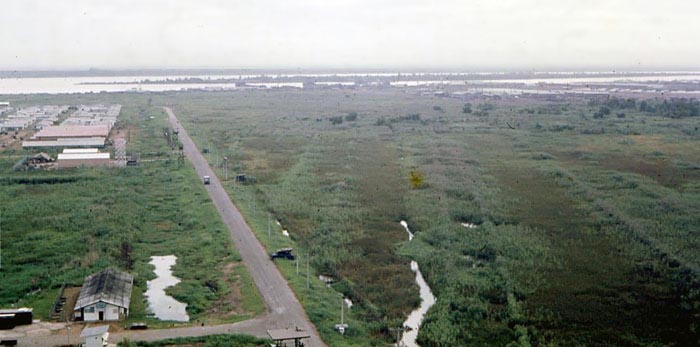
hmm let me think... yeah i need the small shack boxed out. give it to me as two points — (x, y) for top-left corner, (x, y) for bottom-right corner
(268, 328), (310, 347)
(0, 308), (32, 330)
(27, 153), (53, 165)
(74, 269), (133, 322)
(80, 325), (109, 347)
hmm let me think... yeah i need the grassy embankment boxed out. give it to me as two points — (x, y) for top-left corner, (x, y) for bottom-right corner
(0, 94), (264, 327)
(163, 90), (699, 346)
(118, 334), (269, 347)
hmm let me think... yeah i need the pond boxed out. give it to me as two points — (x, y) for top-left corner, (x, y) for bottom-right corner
(145, 255), (190, 322)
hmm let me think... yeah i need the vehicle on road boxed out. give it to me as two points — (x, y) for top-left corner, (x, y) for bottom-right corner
(128, 323), (148, 330)
(271, 248), (295, 260)
(203, 175), (211, 185)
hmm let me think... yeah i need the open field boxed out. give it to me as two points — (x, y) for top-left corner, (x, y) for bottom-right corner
(1, 89), (699, 346)
(0, 95), (264, 328)
(118, 334), (269, 347)
(159, 89), (699, 346)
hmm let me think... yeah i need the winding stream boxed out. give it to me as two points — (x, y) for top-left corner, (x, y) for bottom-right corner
(399, 221), (436, 347)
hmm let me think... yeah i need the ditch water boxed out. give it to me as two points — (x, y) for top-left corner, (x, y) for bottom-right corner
(399, 221), (436, 347)
(145, 255), (190, 322)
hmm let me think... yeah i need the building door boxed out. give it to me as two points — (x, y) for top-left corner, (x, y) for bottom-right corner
(99, 311), (104, 321)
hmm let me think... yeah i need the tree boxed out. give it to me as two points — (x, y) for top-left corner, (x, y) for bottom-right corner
(462, 103), (473, 114)
(410, 170), (426, 189)
(593, 106), (610, 119)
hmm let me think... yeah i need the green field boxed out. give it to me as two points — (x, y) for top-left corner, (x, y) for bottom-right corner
(0, 95), (264, 327)
(1, 90), (699, 346)
(118, 334), (269, 347)
(161, 90), (699, 346)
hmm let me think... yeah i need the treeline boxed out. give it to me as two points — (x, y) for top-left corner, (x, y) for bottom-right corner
(592, 97), (700, 118)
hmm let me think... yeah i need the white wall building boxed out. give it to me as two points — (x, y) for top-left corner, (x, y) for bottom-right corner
(74, 269), (133, 322)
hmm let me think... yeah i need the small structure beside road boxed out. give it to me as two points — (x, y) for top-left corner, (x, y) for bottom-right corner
(74, 269), (133, 322)
(80, 325), (109, 347)
(0, 308), (33, 330)
(268, 328), (310, 347)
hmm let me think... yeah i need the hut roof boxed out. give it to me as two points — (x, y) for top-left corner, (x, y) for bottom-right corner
(75, 269), (133, 310)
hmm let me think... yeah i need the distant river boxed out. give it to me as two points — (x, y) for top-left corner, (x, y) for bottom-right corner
(1, 73), (699, 94)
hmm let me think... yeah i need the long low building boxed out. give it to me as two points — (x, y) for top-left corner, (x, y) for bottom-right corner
(32, 125), (110, 140)
(56, 151), (111, 168)
(22, 137), (106, 148)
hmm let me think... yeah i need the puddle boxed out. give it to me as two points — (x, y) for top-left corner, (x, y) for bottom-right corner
(282, 229), (290, 237)
(461, 222), (478, 229)
(145, 255), (190, 322)
(399, 221), (436, 347)
(344, 298), (353, 309)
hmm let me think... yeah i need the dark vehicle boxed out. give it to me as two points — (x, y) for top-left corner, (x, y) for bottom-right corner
(0, 340), (17, 347)
(203, 175), (211, 185)
(129, 323), (148, 330)
(271, 248), (295, 260)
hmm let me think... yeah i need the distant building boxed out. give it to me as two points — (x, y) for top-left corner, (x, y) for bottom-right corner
(80, 325), (109, 347)
(56, 150), (111, 168)
(0, 117), (32, 132)
(31, 125), (110, 141)
(74, 269), (133, 322)
(22, 138), (106, 148)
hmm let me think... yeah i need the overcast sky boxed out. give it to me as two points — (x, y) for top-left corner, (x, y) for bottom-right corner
(1, 0), (699, 71)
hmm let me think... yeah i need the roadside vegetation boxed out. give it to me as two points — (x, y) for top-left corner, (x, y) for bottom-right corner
(0, 94), (264, 327)
(118, 334), (269, 347)
(2, 90), (698, 346)
(164, 90), (700, 346)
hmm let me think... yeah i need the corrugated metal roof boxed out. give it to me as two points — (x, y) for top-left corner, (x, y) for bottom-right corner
(33, 125), (110, 139)
(75, 269), (133, 310)
(63, 148), (99, 154)
(57, 153), (110, 160)
(23, 138), (106, 148)
(80, 325), (109, 337)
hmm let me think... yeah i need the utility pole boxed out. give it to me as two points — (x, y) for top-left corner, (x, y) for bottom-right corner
(306, 252), (310, 289)
(267, 213), (271, 239)
(296, 256), (299, 275)
(223, 156), (228, 181)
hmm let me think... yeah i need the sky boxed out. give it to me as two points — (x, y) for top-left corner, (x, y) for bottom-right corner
(1, 0), (699, 71)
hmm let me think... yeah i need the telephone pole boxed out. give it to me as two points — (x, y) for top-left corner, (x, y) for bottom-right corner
(223, 156), (228, 180)
(306, 252), (310, 289)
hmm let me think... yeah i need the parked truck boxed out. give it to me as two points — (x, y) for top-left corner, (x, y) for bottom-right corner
(203, 176), (210, 185)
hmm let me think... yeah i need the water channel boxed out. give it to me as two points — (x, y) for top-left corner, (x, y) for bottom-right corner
(399, 221), (436, 347)
(145, 255), (190, 322)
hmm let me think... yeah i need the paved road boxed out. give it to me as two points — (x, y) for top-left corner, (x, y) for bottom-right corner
(164, 107), (325, 346)
(15, 108), (325, 347)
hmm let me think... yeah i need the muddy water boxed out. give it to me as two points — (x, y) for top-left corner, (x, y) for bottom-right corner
(399, 221), (436, 347)
(145, 255), (190, 322)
